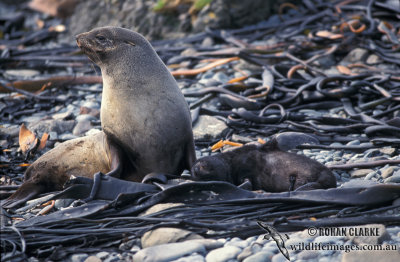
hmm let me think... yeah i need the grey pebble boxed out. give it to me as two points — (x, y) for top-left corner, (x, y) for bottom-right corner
(314, 236), (344, 243)
(271, 253), (287, 262)
(297, 250), (319, 260)
(133, 241), (206, 262)
(243, 251), (274, 262)
(69, 253), (89, 262)
(205, 246), (242, 262)
(96, 251), (109, 259)
(346, 140), (360, 146)
(171, 253), (206, 262)
(381, 166), (395, 179)
(193, 115), (229, 140)
(385, 174), (400, 183)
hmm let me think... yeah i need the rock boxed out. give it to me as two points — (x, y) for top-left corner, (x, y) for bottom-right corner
(80, 106), (100, 118)
(225, 238), (248, 249)
(314, 236), (343, 243)
(171, 253), (206, 262)
(297, 250), (319, 260)
(237, 246), (253, 261)
(139, 203), (184, 216)
(344, 224), (390, 245)
(381, 166), (395, 179)
(141, 227), (203, 248)
(346, 140), (361, 146)
(83, 256), (101, 262)
(341, 250), (400, 262)
(341, 48), (368, 64)
(103, 253), (120, 262)
(5, 69), (40, 78)
(70, 253), (89, 262)
(271, 253), (287, 262)
(52, 111), (74, 120)
(133, 241), (206, 262)
(28, 119), (75, 135)
(385, 174), (400, 183)
(193, 115), (229, 140)
(212, 72), (230, 83)
(205, 246), (242, 262)
(73, 120), (93, 136)
(365, 171), (378, 180)
(76, 114), (97, 122)
(350, 169), (374, 178)
(96, 251), (109, 259)
(243, 251), (274, 262)
(58, 133), (78, 140)
(366, 54), (382, 65)
(379, 147), (396, 156)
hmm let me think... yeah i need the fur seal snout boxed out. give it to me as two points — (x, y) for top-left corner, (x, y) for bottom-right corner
(191, 140), (336, 192)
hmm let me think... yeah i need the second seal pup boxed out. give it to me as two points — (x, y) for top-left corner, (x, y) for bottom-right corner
(76, 27), (196, 182)
(191, 139), (336, 192)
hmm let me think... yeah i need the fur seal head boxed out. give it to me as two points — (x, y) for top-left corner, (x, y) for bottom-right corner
(76, 27), (143, 65)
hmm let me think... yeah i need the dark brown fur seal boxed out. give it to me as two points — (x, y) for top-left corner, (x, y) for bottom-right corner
(191, 139), (336, 192)
(76, 26), (196, 181)
(3, 27), (196, 208)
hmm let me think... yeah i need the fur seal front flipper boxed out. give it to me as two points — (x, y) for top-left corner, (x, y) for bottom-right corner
(76, 27), (196, 182)
(2, 132), (122, 209)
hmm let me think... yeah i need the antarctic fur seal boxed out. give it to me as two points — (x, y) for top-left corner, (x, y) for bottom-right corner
(76, 26), (196, 181)
(191, 139), (336, 192)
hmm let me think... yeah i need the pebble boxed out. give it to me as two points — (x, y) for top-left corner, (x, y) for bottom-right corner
(193, 115), (229, 140)
(271, 253), (287, 262)
(384, 174), (400, 183)
(141, 227), (203, 248)
(133, 241), (206, 262)
(297, 250), (319, 260)
(381, 166), (395, 179)
(84, 256), (101, 262)
(341, 250), (400, 262)
(70, 253), (89, 262)
(243, 251), (274, 262)
(171, 253), (206, 262)
(96, 251), (109, 259)
(345, 224), (390, 245)
(237, 246), (253, 261)
(350, 169), (374, 178)
(205, 246), (242, 262)
(346, 140), (360, 146)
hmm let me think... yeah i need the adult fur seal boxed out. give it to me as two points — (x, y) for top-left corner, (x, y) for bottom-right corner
(76, 27), (196, 181)
(2, 132), (122, 208)
(3, 27), (196, 208)
(191, 139), (336, 192)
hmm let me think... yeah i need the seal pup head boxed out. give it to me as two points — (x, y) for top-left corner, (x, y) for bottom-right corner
(191, 155), (233, 183)
(75, 27), (150, 65)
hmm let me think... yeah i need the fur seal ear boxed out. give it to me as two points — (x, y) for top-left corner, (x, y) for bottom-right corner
(124, 41), (135, 46)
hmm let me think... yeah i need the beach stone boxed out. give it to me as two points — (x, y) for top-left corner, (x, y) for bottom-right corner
(96, 252), (109, 259)
(271, 253), (287, 262)
(141, 227), (203, 248)
(243, 251), (274, 262)
(385, 174), (400, 183)
(297, 250), (319, 260)
(225, 238), (248, 249)
(28, 119), (75, 135)
(52, 111), (74, 120)
(350, 169), (374, 178)
(193, 115), (229, 140)
(341, 250), (400, 262)
(72, 120), (93, 136)
(381, 167), (395, 179)
(314, 236), (343, 243)
(70, 254), (89, 262)
(366, 54), (382, 64)
(379, 148), (396, 156)
(171, 253), (205, 262)
(341, 48), (368, 64)
(205, 246), (242, 262)
(346, 140), (360, 146)
(103, 253), (120, 262)
(133, 241), (206, 262)
(5, 69), (40, 78)
(83, 256), (101, 262)
(237, 246), (253, 261)
(345, 224), (390, 245)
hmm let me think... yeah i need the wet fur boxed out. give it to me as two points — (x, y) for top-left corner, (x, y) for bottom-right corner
(191, 140), (336, 192)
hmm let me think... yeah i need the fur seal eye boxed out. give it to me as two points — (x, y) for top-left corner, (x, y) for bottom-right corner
(96, 35), (106, 41)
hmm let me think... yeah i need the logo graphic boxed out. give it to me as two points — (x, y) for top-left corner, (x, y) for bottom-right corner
(257, 221), (290, 261)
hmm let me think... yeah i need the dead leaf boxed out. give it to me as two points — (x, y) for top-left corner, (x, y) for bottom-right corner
(337, 65), (353, 75)
(38, 133), (49, 150)
(315, 30), (344, 39)
(19, 123), (38, 154)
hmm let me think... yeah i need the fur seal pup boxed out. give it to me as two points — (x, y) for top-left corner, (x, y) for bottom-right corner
(76, 27), (196, 182)
(2, 131), (122, 208)
(191, 139), (336, 192)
